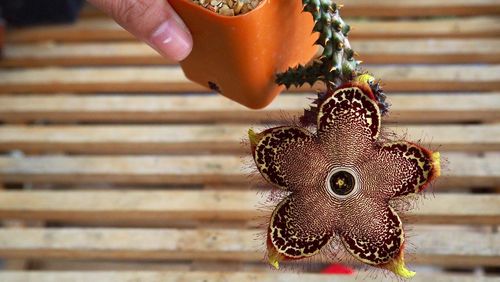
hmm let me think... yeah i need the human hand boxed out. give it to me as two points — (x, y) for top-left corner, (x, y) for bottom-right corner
(88, 0), (192, 61)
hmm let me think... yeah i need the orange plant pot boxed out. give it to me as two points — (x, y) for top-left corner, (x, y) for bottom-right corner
(170, 0), (317, 109)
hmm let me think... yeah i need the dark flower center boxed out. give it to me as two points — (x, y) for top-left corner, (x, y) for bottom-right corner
(329, 170), (355, 196)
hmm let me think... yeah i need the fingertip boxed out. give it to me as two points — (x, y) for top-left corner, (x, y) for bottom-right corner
(150, 19), (193, 61)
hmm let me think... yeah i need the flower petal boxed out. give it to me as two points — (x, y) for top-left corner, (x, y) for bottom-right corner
(366, 141), (441, 199)
(267, 196), (334, 266)
(340, 203), (405, 268)
(249, 126), (313, 189)
(317, 84), (381, 164)
(318, 84), (380, 139)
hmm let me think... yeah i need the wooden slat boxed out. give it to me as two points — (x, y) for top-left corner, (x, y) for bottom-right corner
(0, 191), (498, 225)
(0, 226), (498, 266)
(343, 0), (500, 17)
(0, 65), (499, 93)
(349, 17), (500, 39)
(0, 42), (168, 67)
(0, 271), (497, 282)
(1, 93), (498, 123)
(354, 39), (500, 64)
(80, 0), (500, 18)
(0, 153), (497, 188)
(0, 124), (497, 154)
(0, 67), (200, 93)
(0, 190), (260, 223)
(33, 260), (192, 271)
(6, 20), (133, 43)
(2, 39), (499, 67)
(6, 17), (499, 43)
(17, 259), (500, 273)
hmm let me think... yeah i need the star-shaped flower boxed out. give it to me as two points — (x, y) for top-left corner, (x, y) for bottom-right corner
(248, 81), (441, 278)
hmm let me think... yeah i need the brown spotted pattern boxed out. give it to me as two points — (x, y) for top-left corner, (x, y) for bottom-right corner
(318, 87), (380, 139)
(252, 126), (312, 189)
(369, 142), (437, 198)
(268, 197), (333, 258)
(317, 87), (381, 165)
(249, 83), (439, 268)
(340, 205), (404, 265)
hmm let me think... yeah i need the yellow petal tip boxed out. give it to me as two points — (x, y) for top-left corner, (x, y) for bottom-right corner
(248, 128), (261, 147)
(354, 74), (375, 85)
(394, 264), (416, 279)
(385, 251), (415, 279)
(431, 151), (441, 177)
(268, 255), (280, 270)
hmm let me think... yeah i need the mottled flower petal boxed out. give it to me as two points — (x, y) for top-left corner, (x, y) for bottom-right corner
(340, 204), (404, 266)
(366, 141), (441, 199)
(248, 76), (440, 278)
(249, 126), (313, 189)
(267, 196), (334, 264)
(317, 84), (381, 164)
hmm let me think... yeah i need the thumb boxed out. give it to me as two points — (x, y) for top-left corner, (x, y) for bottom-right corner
(88, 0), (192, 61)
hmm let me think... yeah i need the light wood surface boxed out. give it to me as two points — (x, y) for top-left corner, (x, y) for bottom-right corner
(1, 271), (498, 282)
(343, 0), (500, 17)
(0, 153), (498, 188)
(0, 191), (498, 225)
(0, 124), (497, 153)
(0, 226), (498, 266)
(7, 17), (500, 43)
(1, 65), (498, 93)
(2, 39), (499, 67)
(1, 93), (498, 123)
(79, 0), (500, 18)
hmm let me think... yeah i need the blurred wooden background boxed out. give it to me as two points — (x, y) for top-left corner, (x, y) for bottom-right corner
(0, 0), (499, 281)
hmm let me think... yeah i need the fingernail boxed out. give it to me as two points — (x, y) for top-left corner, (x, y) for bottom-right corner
(150, 18), (192, 61)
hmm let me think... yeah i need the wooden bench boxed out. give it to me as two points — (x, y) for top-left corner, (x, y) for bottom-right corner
(0, 0), (499, 280)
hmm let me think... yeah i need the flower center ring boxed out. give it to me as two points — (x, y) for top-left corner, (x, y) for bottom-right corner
(326, 167), (360, 199)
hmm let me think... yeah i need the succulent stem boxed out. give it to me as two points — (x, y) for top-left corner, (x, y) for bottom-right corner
(278, 1), (390, 121)
(276, 0), (359, 90)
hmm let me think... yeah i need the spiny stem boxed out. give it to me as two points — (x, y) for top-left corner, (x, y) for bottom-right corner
(276, 0), (360, 90)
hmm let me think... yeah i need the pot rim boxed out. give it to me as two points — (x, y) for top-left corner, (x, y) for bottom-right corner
(175, 0), (270, 20)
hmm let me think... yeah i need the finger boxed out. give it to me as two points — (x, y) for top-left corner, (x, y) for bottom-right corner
(88, 0), (192, 61)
